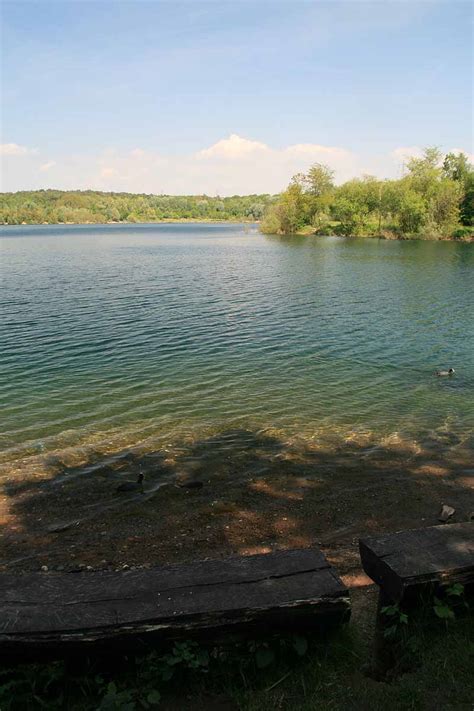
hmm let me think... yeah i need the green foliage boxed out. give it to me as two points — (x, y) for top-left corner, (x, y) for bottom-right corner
(246, 634), (309, 671)
(1, 618), (473, 711)
(451, 226), (474, 239)
(445, 582), (465, 597)
(0, 634), (310, 710)
(259, 205), (282, 234)
(0, 190), (275, 225)
(2, 149), (473, 238)
(278, 179), (308, 233)
(397, 188), (427, 233)
(0, 661), (65, 710)
(431, 179), (463, 232)
(433, 582), (468, 621)
(381, 583), (469, 646)
(381, 603), (409, 640)
(331, 196), (368, 235)
(433, 597), (455, 620)
(443, 151), (472, 184)
(460, 169), (474, 225)
(304, 163), (335, 197)
(98, 681), (137, 710)
(260, 162), (335, 235)
(260, 147), (473, 239)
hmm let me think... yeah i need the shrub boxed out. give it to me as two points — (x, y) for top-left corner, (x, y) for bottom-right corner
(451, 226), (474, 241)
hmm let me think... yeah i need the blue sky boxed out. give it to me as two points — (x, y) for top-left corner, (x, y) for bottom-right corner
(1, 0), (473, 194)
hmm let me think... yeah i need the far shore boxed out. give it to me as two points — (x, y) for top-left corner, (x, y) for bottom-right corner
(2, 220), (473, 242)
(1, 218), (258, 226)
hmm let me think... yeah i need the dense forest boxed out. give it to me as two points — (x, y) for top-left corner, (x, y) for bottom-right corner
(261, 148), (474, 240)
(0, 191), (274, 225)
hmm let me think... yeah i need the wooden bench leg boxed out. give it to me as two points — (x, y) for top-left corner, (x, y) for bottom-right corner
(372, 588), (397, 678)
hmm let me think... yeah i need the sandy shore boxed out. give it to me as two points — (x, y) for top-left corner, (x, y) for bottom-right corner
(1, 426), (472, 578)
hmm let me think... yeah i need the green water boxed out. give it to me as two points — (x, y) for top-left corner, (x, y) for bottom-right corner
(1, 223), (473, 471)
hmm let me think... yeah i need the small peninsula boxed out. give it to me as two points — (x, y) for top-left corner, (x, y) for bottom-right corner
(260, 148), (473, 241)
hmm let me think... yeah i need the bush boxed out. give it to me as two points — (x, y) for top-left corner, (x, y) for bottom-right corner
(451, 226), (474, 241)
(260, 206), (282, 234)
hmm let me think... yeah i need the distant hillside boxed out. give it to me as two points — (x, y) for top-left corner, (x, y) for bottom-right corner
(0, 189), (277, 225)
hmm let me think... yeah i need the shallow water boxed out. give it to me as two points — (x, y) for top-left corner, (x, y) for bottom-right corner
(1, 223), (473, 473)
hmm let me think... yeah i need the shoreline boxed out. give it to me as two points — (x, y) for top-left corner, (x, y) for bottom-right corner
(2, 220), (472, 241)
(2, 425), (472, 575)
(1, 218), (258, 227)
(274, 224), (474, 242)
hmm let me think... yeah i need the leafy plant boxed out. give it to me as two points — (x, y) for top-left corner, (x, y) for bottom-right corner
(433, 597), (455, 620)
(0, 661), (65, 710)
(381, 603), (409, 639)
(98, 681), (137, 710)
(433, 582), (467, 621)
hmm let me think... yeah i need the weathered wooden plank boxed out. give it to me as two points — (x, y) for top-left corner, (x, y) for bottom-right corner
(1, 549), (330, 605)
(0, 549), (350, 660)
(359, 523), (474, 601)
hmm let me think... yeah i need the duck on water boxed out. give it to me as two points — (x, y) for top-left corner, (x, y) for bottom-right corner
(435, 368), (455, 377)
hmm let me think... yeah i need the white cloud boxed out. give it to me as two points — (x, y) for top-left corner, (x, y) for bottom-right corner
(80, 138), (337, 194)
(100, 166), (117, 177)
(196, 133), (269, 160)
(2, 135), (473, 195)
(39, 160), (56, 172)
(0, 143), (37, 156)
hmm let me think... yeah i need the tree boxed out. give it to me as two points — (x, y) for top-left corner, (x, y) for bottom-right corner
(442, 152), (472, 183)
(443, 152), (474, 226)
(398, 189), (426, 233)
(405, 147), (443, 198)
(460, 171), (474, 225)
(277, 180), (307, 233)
(432, 180), (462, 233)
(260, 205), (282, 234)
(331, 196), (368, 236)
(302, 163), (334, 228)
(304, 163), (335, 197)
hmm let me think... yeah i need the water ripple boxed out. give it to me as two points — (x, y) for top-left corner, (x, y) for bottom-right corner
(1, 224), (473, 468)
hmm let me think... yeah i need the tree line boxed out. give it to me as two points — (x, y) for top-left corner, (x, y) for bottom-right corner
(0, 190), (274, 225)
(260, 148), (473, 240)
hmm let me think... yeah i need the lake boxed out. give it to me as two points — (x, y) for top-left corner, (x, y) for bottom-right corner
(1, 223), (473, 475)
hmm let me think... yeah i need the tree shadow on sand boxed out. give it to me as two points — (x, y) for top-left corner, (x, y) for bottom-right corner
(0, 427), (473, 575)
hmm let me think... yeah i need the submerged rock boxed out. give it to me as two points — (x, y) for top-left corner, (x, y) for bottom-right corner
(47, 520), (79, 533)
(438, 504), (455, 522)
(176, 479), (204, 490)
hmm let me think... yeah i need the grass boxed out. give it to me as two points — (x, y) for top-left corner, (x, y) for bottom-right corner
(231, 619), (474, 711)
(1, 607), (473, 710)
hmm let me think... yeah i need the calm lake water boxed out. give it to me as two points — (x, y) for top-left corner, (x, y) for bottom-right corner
(1, 223), (473, 472)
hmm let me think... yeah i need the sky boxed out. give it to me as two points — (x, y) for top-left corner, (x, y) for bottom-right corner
(1, 0), (473, 195)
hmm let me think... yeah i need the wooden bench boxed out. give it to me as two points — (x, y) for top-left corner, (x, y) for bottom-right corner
(0, 549), (350, 662)
(359, 522), (474, 603)
(360, 523), (473, 676)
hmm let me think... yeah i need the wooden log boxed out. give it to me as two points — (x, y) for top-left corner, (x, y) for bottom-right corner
(0, 549), (350, 661)
(359, 522), (474, 602)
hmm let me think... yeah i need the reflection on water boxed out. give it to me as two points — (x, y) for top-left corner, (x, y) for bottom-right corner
(1, 223), (473, 481)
